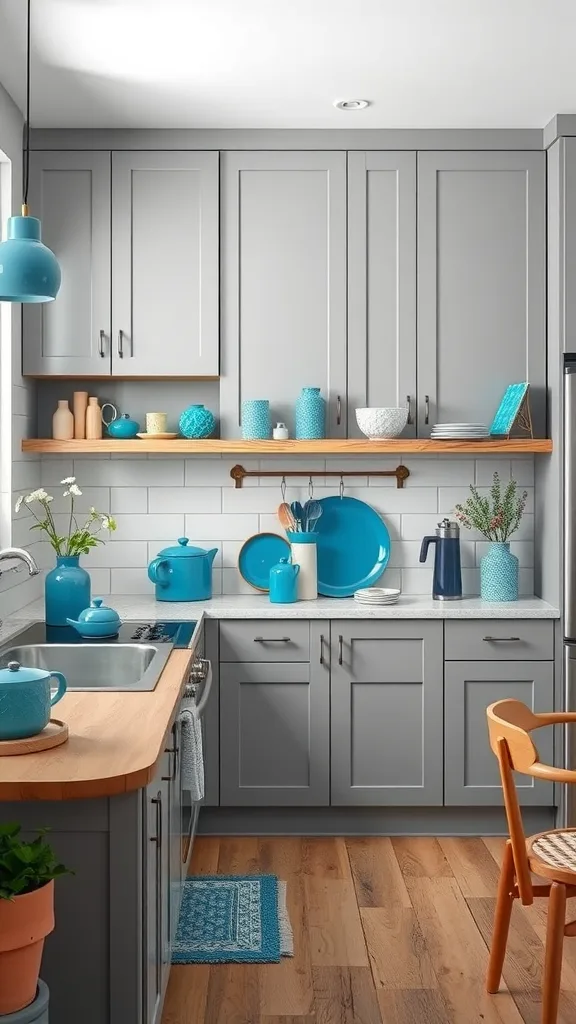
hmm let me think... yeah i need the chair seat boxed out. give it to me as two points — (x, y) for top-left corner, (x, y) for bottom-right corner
(527, 829), (576, 882)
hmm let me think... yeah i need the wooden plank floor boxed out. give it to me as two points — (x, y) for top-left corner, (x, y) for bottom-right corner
(162, 836), (576, 1024)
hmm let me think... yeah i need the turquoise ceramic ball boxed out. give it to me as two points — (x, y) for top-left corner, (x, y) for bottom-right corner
(179, 404), (216, 439)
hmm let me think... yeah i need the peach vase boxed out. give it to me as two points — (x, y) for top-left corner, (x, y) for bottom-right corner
(0, 880), (55, 1014)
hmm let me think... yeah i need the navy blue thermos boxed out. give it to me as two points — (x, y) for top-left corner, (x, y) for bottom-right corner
(419, 519), (462, 601)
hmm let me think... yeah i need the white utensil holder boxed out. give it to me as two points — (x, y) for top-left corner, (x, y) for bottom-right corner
(287, 532), (317, 600)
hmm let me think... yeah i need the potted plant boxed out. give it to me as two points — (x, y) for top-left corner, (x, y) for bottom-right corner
(454, 471), (528, 601)
(0, 823), (71, 1015)
(14, 478), (117, 626)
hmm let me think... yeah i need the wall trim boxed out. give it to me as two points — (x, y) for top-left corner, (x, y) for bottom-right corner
(544, 115), (576, 149)
(29, 127), (544, 152)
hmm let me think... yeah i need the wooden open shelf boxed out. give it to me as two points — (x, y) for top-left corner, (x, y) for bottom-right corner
(22, 438), (553, 455)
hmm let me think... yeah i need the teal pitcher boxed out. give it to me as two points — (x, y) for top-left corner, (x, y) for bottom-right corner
(269, 557), (300, 604)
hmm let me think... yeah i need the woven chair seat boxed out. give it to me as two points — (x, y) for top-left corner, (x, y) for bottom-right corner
(530, 830), (576, 873)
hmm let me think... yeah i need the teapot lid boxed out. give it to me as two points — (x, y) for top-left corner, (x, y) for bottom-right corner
(77, 598), (122, 624)
(0, 660), (51, 684)
(157, 537), (213, 559)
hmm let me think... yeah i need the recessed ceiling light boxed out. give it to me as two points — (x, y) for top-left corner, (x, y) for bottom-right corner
(333, 99), (370, 111)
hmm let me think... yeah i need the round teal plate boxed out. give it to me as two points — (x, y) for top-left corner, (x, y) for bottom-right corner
(316, 495), (391, 597)
(238, 533), (291, 592)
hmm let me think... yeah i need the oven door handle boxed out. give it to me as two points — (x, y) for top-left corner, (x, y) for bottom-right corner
(194, 660), (213, 718)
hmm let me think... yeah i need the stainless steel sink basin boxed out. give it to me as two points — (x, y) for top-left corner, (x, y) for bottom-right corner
(0, 624), (173, 691)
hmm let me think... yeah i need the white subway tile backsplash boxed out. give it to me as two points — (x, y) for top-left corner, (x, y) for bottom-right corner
(403, 458), (475, 486)
(14, 461), (44, 491)
(88, 568), (111, 595)
(438, 486), (534, 516)
(110, 568), (154, 595)
(185, 458), (260, 487)
(41, 459), (74, 486)
(221, 567), (260, 595)
(83, 541), (149, 568)
(185, 513), (259, 541)
(511, 459), (535, 486)
(111, 488), (148, 514)
(400, 514), (445, 540)
(49, 487), (111, 515)
(73, 459), (185, 487)
(149, 487), (221, 514)
(114, 514), (185, 541)
(474, 459), (512, 485)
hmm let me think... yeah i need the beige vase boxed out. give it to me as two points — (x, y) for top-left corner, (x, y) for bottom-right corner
(86, 397), (103, 440)
(73, 391), (88, 439)
(52, 400), (74, 441)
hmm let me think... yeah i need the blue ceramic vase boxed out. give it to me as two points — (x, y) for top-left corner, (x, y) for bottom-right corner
(179, 404), (216, 439)
(242, 400), (270, 440)
(45, 556), (91, 627)
(480, 542), (519, 602)
(295, 387), (325, 439)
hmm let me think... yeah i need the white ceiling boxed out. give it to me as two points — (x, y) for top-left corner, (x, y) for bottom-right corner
(0, 0), (574, 130)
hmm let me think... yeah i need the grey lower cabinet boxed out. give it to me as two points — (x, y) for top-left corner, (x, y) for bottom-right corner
(144, 762), (170, 1024)
(330, 621), (444, 806)
(445, 661), (554, 807)
(417, 151), (546, 434)
(219, 151), (347, 438)
(24, 150), (219, 377)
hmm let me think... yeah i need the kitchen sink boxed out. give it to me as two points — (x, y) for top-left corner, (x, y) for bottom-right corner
(0, 623), (174, 691)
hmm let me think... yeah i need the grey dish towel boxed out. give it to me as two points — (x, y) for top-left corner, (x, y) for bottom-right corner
(179, 696), (204, 801)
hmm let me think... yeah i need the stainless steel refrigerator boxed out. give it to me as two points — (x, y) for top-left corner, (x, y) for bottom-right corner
(564, 355), (576, 820)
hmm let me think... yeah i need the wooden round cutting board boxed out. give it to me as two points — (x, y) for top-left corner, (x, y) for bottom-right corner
(0, 719), (69, 755)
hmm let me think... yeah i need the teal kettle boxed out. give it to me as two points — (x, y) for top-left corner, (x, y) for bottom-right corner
(0, 660), (67, 740)
(106, 411), (140, 439)
(148, 538), (218, 602)
(269, 557), (300, 604)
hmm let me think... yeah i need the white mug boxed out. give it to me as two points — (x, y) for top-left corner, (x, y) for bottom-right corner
(146, 412), (167, 435)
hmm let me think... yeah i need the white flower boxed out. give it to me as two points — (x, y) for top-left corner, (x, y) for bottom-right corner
(24, 488), (50, 504)
(60, 477), (76, 485)
(90, 506), (97, 515)
(69, 484), (82, 497)
(14, 495), (24, 513)
(100, 516), (110, 530)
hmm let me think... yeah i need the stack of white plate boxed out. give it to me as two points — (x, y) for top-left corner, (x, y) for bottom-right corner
(354, 587), (401, 606)
(431, 422), (490, 440)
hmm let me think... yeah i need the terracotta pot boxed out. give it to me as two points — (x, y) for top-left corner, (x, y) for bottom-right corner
(0, 881), (55, 1015)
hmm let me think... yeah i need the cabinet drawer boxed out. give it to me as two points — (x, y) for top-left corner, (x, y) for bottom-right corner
(219, 620), (310, 662)
(445, 620), (554, 661)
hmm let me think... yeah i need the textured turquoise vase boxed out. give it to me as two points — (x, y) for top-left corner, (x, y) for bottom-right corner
(480, 542), (519, 602)
(295, 387), (325, 439)
(242, 400), (270, 440)
(45, 556), (91, 627)
(179, 404), (216, 439)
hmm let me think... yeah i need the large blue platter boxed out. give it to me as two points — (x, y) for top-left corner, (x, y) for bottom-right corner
(315, 496), (391, 598)
(238, 532), (291, 592)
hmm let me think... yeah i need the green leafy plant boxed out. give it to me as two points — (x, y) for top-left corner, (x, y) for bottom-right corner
(14, 477), (116, 556)
(0, 823), (72, 901)
(454, 472), (528, 542)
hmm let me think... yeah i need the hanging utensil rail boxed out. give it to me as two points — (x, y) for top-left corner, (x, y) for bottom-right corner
(230, 464), (410, 489)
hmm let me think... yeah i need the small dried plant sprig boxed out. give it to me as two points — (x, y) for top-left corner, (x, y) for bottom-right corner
(454, 472), (527, 543)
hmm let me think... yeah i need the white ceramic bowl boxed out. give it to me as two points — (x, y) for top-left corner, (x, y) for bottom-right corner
(355, 407), (409, 439)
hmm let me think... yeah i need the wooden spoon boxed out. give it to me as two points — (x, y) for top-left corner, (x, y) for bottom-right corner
(278, 503), (297, 532)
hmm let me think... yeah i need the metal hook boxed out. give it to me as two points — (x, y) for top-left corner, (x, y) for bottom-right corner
(339, 475), (345, 500)
(309, 476), (314, 499)
(281, 476), (287, 502)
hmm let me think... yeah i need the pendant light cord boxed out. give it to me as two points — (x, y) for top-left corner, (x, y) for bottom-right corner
(23, 0), (31, 209)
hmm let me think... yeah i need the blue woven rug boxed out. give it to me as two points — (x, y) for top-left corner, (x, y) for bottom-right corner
(172, 874), (292, 964)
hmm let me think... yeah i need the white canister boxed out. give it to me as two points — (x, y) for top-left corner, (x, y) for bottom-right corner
(287, 532), (317, 600)
(273, 422), (289, 440)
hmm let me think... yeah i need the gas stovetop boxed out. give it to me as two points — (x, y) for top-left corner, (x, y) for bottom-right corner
(40, 620), (198, 648)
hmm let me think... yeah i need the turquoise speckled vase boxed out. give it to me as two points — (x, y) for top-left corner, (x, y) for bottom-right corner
(480, 542), (519, 602)
(45, 556), (91, 627)
(242, 400), (270, 440)
(295, 387), (325, 440)
(179, 404), (216, 439)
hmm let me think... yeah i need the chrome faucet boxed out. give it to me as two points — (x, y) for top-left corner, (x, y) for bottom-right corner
(0, 547), (40, 578)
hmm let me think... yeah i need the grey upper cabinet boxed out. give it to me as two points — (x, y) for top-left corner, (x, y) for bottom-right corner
(23, 151), (112, 376)
(417, 151), (546, 435)
(220, 151), (347, 437)
(445, 661), (554, 807)
(347, 152), (417, 435)
(112, 151), (219, 377)
(330, 621), (443, 806)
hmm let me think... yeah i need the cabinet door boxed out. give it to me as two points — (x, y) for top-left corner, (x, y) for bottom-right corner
(330, 621), (443, 806)
(23, 151), (111, 376)
(347, 152), (417, 435)
(112, 151), (219, 376)
(445, 661), (554, 806)
(417, 152), (546, 435)
(220, 633), (329, 806)
(166, 723), (182, 945)
(220, 151), (347, 437)
(144, 776), (168, 1024)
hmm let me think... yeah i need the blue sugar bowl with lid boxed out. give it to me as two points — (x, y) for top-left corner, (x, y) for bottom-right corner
(66, 598), (122, 637)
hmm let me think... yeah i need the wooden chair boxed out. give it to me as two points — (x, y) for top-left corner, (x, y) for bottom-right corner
(486, 698), (576, 1023)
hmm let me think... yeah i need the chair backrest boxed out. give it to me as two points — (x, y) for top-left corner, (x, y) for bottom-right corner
(486, 699), (543, 904)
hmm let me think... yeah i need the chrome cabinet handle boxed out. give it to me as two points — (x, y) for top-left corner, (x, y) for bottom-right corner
(98, 329), (107, 358)
(336, 395), (342, 426)
(425, 395), (430, 425)
(253, 636), (291, 643)
(482, 636), (521, 643)
(320, 634), (324, 665)
(195, 660), (213, 718)
(150, 792), (162, 991)
(117, 329), (124, 358)
(338, 634), (343, 665)
(406, 395), (413, 426)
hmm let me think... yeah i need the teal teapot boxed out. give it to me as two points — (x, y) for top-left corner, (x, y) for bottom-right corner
(148, 538), (218, 601)
(103, 405), (140, 439)
(67, 598), (122, 638)
(269, 557), (299, 604)
(0, 660), (67, 741)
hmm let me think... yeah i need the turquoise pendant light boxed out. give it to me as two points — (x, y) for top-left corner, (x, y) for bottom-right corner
(0, 0), (61, 303)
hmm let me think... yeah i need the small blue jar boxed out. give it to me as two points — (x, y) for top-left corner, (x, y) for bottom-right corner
(269, 558), (300, 604)
(295, 387), (325, 440)
(45, 556), (91, 627)
(179, 404), (216, 439)
(242, 400), (270, 440)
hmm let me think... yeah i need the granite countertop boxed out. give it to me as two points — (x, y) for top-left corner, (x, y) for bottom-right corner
(2, 595), (560, 642)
